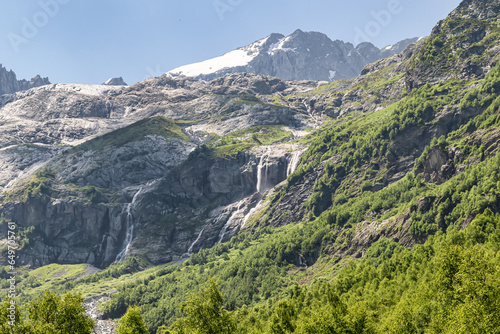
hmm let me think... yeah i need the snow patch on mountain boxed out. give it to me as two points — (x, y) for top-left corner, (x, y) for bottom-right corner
(268, 36), (297, 54)
(168, 49), (257, 77)
(329, 70), (337, 81)
(169, 37), (271, 77)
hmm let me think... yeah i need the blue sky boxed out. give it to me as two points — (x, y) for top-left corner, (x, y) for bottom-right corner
(0, 0), (462, 85)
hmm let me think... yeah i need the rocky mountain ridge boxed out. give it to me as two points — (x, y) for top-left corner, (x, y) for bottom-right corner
(103, 77), (128, 86)
(167, 29), (419, 82)
(0, 64), (50, 96)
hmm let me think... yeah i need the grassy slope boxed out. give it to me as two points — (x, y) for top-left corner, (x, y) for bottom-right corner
(72, 116), (191, 153)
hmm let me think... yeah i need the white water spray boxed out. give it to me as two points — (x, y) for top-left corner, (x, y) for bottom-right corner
(287, 151), (302, 176)
(188, 228), (205, 255)
(243, 207), (257, 226)
(302, 100), (319, 128)
(115, 187), (144, 263)
(256, 147), (271, 193)
(217, 200), (244, 243)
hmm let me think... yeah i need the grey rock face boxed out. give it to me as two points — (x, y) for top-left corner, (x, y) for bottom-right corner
(0, 144), (63, 192)
(55, 137), (197, 189)
(0, 64), (50, 95)
(1, 194), (124, 268)
(129, 144), (306, 263)
(167, 30), (419, 82)
(450, 0), (500, 20)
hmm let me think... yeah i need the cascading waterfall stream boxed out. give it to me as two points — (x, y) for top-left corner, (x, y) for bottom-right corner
(217, 200), (244, 243)
(115, 187), (144, 263)
(188, 228), (206, 255)
(302, 100), (319, 128)
(243, 207), (258, 226)
(256, 147), (271, 193)
(287, 151), (302, 176)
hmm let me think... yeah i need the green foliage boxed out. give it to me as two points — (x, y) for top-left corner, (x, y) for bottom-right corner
(0, 291), (95, 333)
(25, 291), (94, 333)
(0, 299), (25, 334)
(177, 210), (500, 334)
(117, 305), (149, 334)
(22, 275), (41, 288)
(280, 77), (469, 225)
(99, 144), (500, 330)
(156, 325), (170, 334)
(414, 15), (499, 72)
(194, 125), (293, 159)
(230, 94), (261, 107)
(228, 125), (293, 146)
(170, 278), (236, 334)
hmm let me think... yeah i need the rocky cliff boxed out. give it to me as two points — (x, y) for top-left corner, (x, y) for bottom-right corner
(0, 64), (50, 96)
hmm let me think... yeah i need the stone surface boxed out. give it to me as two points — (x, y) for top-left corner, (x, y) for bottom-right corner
(0, 64), (50, 95)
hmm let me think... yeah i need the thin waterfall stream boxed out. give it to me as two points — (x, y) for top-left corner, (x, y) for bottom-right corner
(187, 228), (206, 255)
(115, 187), (144, 263)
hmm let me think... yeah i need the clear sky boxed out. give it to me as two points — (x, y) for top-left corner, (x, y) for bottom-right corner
(0, 0), (462, 85)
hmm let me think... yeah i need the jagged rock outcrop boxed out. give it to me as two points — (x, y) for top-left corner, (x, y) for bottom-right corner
(418, 146), (455, 184)
(450, 0), (500, 19)
(0, 64), (50, 95)
(85, 294), (116, 334)
(122, 144), (306, 264)
(0, 142), (306, 267)
(1, 194), (124, 267)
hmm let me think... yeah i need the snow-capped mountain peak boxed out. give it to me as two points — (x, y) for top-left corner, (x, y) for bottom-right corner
(167, 31), (419, 82)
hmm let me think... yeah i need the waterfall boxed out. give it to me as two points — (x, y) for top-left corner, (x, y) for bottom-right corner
(188, 228), (205, 255)
(256, 147), (271, 193)
(242, 198), (264, 227)
(287, 151), (302, 176)
(243, 207), (257, 226)
(115, 187), (144, 263)
(256, 155), (265, 193)
(302, 100), (319, 127)
(217, 200), (244, 244)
